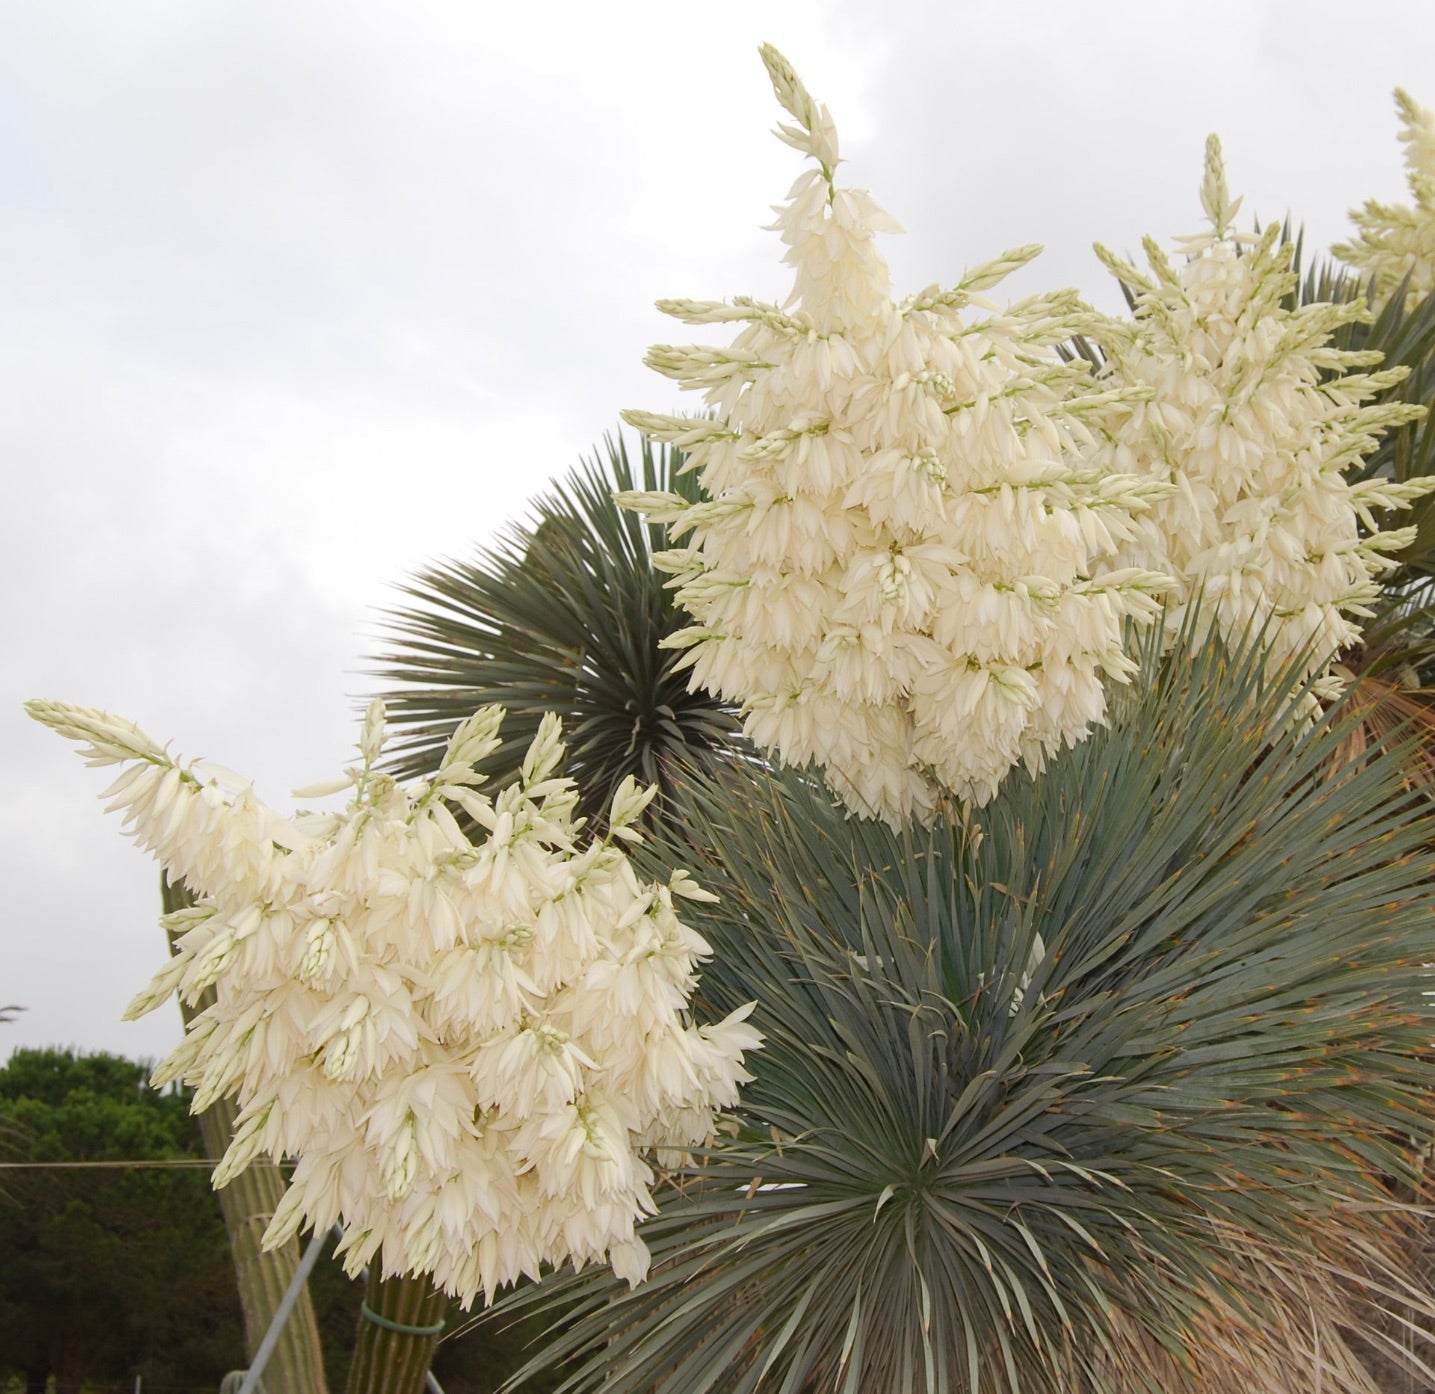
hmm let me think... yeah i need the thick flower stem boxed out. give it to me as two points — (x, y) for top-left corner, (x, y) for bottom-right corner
(345, 1267), (447, 1394)
(163, 874), (331, 1394)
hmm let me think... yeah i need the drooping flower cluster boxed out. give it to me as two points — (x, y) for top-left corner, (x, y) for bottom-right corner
(621, 46), (1169, 826)
(1335, 88), (1435, 311)
(1089, 136), (1430, 687)
(26, 697), (759, 1307)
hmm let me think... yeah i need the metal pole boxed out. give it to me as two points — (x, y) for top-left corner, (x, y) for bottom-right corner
(237, 1228), (329, 1394)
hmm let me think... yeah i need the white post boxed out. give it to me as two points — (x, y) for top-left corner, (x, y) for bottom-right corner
(237, 1229), (329, 1394)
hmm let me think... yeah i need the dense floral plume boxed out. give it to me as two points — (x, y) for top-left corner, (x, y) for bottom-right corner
(1090, 135), (1430, 691)
(1335, 88), (1435, 310)
(619, 45), (1169, 826)
(25, 697), (760, 1307)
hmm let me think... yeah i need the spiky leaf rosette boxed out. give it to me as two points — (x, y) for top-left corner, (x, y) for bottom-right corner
(1335, 88), (1435, 312)
(26, 697), (760, 1308)
(1090, 136), (1430, 693)
(489, 630), (1435, 1393)
(620, 45), (1169, 827)
(373, 433), (744, 831)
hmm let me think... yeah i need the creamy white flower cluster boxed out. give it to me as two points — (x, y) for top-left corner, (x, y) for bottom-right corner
(26, 697), (759, 1307)
(1335, 89), (1435, 311)
(1090, 136), (1429, 686)
(621, 46), (1168, 826)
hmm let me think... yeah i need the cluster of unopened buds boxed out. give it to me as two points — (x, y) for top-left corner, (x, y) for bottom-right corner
(26, 696), (760, 1306)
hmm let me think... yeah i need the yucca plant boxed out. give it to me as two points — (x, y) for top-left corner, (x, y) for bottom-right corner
(373, 431), (745, 830)
(486, 629), (1435, 1393)
(28, 35), (1435, 1394)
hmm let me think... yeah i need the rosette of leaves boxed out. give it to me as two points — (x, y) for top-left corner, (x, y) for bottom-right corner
(372, 432), (745, 829)
(489, 627), (1435, 1394)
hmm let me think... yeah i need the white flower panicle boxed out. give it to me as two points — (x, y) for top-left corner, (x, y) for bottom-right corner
(619, 46), (1169, 825)
(27, 697), (760, 1307)
(1090, 135), (1430, 686)
(1335, 89), (1435, 311)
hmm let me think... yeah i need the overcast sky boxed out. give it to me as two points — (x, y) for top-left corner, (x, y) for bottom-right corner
(8, 0), (1435, 1066)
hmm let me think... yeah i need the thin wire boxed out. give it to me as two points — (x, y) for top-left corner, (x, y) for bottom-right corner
(0, 1158), (219, 1169)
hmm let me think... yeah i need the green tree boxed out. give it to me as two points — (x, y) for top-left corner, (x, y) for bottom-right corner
(0, 1045), (566, 1394)
(0, 1048), (245, 1392)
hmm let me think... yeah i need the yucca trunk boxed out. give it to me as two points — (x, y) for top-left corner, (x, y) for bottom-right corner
(345, 1268), (446, 1394)
(163, 875), (331, 1394)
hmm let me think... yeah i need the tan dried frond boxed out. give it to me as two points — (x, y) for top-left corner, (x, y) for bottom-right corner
(1329, 671), (1435, 791)
(1091, 1205), (1435, 1394)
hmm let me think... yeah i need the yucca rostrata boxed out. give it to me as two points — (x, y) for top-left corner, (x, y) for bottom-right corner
(490, 628), (1435, 1393)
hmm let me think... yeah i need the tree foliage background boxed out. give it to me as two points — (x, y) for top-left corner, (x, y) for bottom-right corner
(0, 1049), (564, 1394)
(0, 1049), (244, 1393)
